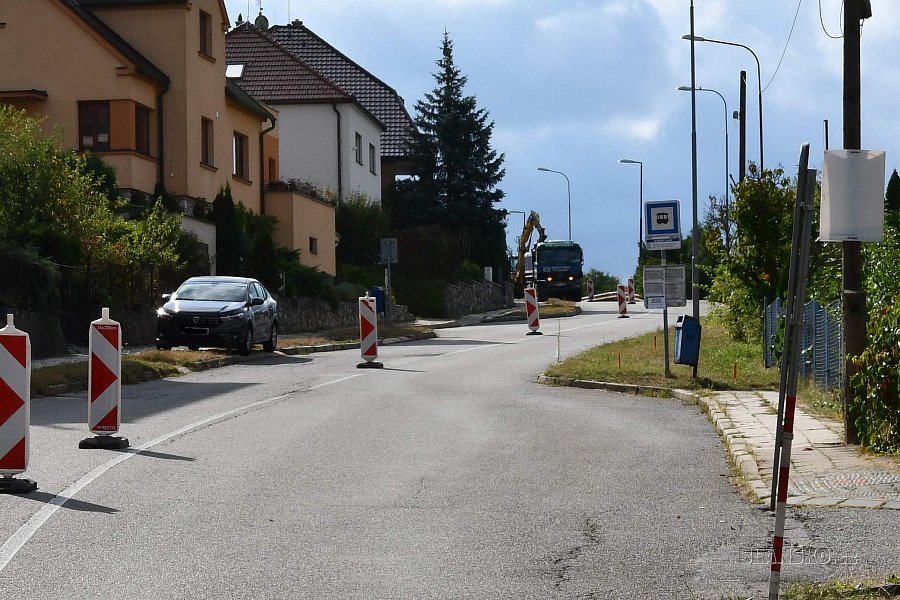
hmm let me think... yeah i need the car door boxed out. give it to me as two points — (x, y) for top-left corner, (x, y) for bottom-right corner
(249, 282), (272, 341)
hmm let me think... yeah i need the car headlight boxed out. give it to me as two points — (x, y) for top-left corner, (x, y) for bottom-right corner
(220, 310), (246, 322)
(547, 276), (554, 282)
(157, 307), (174, 318)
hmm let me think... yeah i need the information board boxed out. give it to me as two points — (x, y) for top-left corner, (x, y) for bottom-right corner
(642, 265), (686, 308)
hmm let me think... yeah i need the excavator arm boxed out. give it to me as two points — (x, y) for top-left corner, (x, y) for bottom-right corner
(512, 210), (546, 288)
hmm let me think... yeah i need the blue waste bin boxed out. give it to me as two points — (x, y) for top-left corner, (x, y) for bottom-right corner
(674, 315), (702, 366)
(369, 286), (385, 314)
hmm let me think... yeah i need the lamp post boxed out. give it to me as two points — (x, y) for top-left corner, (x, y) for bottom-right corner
(507, 209), (526, 238)
(536, 167), (571, 240)
(678, 85), (731, 249)
(682, 33), (764, 174)
(617, 159), (643, 255)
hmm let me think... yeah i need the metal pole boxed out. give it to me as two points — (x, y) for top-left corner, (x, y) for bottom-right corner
(689, 2), (700, 319)
(662, 250), (671, 378)
(739, 71), (747, 182)
(769, 147), (816, 600)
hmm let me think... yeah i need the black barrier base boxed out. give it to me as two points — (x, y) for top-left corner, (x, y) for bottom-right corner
(0, 476), (37, 494)
(526, 331), (543, 335)
(357, 361), (383, 369)
(618, 315), (630, 319)
(79, 435), (130, 450)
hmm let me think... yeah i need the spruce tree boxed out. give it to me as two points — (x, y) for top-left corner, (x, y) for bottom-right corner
(395, 32), (506, 270)
(885, 169), (900, 230)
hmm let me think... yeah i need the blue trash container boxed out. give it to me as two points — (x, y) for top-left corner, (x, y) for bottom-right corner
(674, 315), (702, 366)
(369, 286), (385, 314)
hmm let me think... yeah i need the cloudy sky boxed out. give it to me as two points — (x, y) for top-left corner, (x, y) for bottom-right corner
(223, 0), (899, 281)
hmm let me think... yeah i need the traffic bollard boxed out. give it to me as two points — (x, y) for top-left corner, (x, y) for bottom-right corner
(627, 277), (636, 303)
(357, 294), (383, 369)
(0, 315), (37, 494)
(617, 285), (629, 318)
(80, 308), (129, 449)
(525, 287), (542, 335)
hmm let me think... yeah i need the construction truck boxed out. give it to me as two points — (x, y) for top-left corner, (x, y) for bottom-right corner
(525, 239), (584, 302)
(511, 211), (584, 301)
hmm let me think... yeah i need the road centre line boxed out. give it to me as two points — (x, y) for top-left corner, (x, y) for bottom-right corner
(0, 374), (367, 574)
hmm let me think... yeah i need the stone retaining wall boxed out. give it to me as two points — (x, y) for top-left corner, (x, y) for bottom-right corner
(444, 280), (513, 318)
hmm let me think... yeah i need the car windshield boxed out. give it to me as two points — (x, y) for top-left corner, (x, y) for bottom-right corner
(175, 282), (247, 302)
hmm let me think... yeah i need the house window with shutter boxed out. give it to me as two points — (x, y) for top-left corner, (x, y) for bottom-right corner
(135, 105), (151, 155)
(201, 117), (214, 166)
(233, 132), (249, 180)
(78, 101), (110, 151)
(369, 143), (377, 174)
(199, 11), (213, 57)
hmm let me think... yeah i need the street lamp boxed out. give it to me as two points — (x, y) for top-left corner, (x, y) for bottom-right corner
(678, 85), (731, 248)
(617, 159), (643, 254)
(682, 33), (764, 174)
(506, 209), (527, 236)
(536, 167), (571, 240)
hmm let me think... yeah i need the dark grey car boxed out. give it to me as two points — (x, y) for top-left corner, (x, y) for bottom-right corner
(155, 276), (278, 355)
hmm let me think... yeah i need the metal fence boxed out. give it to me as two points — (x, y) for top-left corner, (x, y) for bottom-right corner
(763, 298), (843, 390)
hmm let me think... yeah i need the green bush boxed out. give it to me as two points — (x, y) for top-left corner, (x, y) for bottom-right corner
(455, 260), (482, 281)
(395, 277), (447, 317)
(849, 297), (900, 453)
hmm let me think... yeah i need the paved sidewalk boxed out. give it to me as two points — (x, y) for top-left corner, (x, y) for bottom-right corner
(701, 391), (900, 510)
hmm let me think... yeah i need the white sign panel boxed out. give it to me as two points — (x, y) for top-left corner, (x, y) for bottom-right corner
(642, 265), (686, 308)
(820, 149), (886, 242)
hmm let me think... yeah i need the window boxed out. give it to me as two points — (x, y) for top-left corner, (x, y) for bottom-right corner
(354, 132), (362, 165)
(78, 101), (110, 151)
(233, 132), (249, 180)
(309, 237), (318, 255)
(201, 117), (214, 166)
(369, 143), (377, 174)
(199, 11), (213, 56)
(135, 105), (151, 155)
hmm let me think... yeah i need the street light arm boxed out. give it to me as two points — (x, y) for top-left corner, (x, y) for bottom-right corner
(683, 33), (763, 172)
(536, 167), (572, 240)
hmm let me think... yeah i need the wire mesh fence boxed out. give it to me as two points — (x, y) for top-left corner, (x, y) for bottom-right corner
(763, 298), (843, 390)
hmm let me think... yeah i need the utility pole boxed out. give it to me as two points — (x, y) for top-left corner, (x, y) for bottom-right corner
(842, 0), (871, 444)
(738, 71), (747, 182)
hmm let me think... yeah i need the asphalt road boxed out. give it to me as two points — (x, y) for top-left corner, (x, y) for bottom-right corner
(1, 302), (897, 599)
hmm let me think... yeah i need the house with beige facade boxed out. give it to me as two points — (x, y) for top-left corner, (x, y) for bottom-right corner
(0, 0), (338, 276)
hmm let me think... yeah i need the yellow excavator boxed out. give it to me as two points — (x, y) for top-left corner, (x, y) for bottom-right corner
(511, 210), (547, 293)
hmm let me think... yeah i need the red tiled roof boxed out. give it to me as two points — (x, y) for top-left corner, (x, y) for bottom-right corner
(267, 22), (416, 160)
(225, 23), (363, 112)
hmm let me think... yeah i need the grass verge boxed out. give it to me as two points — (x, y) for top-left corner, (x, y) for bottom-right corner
(544, 318), (780, 393)
(781, 576), (900, 599)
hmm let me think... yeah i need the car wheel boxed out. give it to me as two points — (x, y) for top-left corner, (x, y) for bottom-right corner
(238, 325), (253, 356)
(263, 322), (277, 352)
(188, 345), (200, 351)
(156, 343), (171, 351)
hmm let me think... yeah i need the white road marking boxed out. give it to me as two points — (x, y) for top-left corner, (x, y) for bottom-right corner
(0, 375), (365, 573)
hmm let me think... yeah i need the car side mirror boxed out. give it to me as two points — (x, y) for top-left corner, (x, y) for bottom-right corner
(250, 297), (265, 306)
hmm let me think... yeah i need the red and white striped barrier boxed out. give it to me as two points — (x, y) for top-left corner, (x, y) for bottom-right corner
(525, 286), (542, 335)
(627, 277), (636, 303)
(0, 315), (36, 493)
(357, 294), (383, 368)
(80, 308), (128, 449)
(617, 285), (629, 318)
(587, 278), (595, 301)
